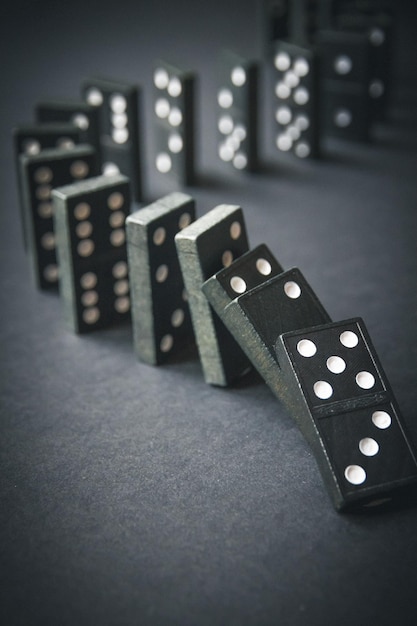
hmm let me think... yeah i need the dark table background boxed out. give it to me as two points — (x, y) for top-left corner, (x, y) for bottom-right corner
(1, 1), (417, 624)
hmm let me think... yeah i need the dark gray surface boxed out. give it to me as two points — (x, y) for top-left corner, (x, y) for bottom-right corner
(1, 1), (417, 624)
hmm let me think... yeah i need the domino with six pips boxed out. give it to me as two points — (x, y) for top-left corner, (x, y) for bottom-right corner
(217, 50), (259, 171)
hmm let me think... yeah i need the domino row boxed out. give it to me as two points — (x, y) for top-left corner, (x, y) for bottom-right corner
(19, 160), (417, 513)
(13, 4), (395, 231)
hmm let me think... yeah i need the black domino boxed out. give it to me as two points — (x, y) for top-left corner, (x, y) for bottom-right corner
(53, 174), (131, 332)
(275, 318), (417, 510)
(316, 29), (372, 141)
(336, 10), (393, 121)
(153, 61), (195, 186)
(217, 50), (259, 172)
(82, 77), (143, 202)
(13, 123), (82, 248)
(202, 247), (330, 393)
(20, 144), (98, 290)
(175, 204), (250, 386)
(272, 40), (320, 158)
(126, 192), (195, 364)
(35, 99), (100, 155)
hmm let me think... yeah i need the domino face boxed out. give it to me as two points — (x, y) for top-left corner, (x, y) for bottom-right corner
(153, 61), (195, 186)
(35, 100), (100, 155)
(126, 192), (195, 364)
(275, 318), (417, 510)
(13, 123), (82, 249)
(53, 174), (131, 333)
(175, 205), (250, 386)
(272, 41), (320, 158)
(82, 77), (143, 202)
(217, 50), (258, 172)
(316, 30), (372, 141)
(335, 12), (393, 121)
(203, 258), (331, 394)
(20, 145), (98, 290)
(202, 244), (284, 312)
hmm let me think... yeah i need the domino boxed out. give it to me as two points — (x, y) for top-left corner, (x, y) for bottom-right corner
(82, 77), (143, 202)
(53, 174), (131, 333)
(202, 248), (330, 394)
(35, 99), (100, 155)
(272, 40), (320, 158)
(153, 61), (195, 186)
(175, 204), (250, 386)
(217, 50), (259, 172)
(13, 123), (82, 248)
(335, 11), (393, 121)
(316, 29), (372, 141)
(20, 144), (98, 290)
(126, 192), (195, 364)
(275, 318), (417, 510)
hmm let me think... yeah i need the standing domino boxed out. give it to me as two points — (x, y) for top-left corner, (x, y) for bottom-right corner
(126, 192), (195, 364)
(53, 174), (131, 332)
(153, 61), (195, 186)
(82, 77), (143, 202)
(217, 50), (259, 172)
(20, 144), (98, 290)
(13, 123), (82, 249)
(272, 40), (320, 158)
(175, 205), (250, 386)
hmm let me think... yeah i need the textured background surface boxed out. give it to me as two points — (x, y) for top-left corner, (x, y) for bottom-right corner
(1, 1), (417, 624)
